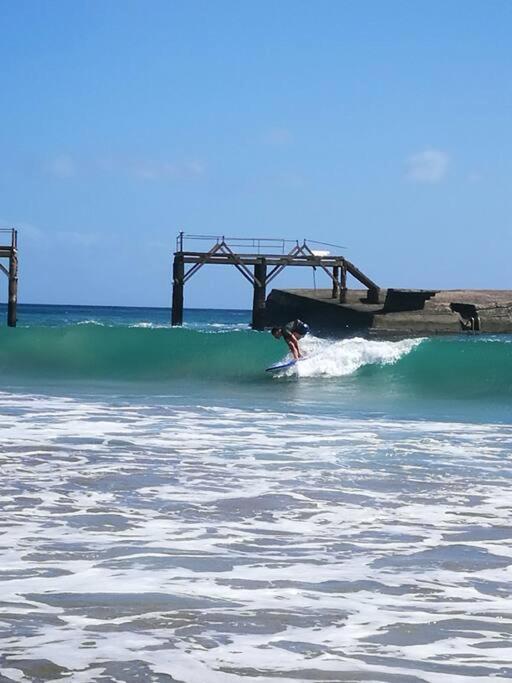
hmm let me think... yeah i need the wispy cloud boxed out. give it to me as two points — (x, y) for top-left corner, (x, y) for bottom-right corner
(467, 171), (482, 184)
(129, 159), (205, 181)
(44, 154), (205, 182)
(54, 230), (101, 247)
(45, 154), (77, 179)
(6, 222), (43, 243)
(405, 148), (450, 184)
(7, 222), (100, 249)
(276, 171), (307, 189)
(262, 127), (293, 146)
(97, 156), (205, 181)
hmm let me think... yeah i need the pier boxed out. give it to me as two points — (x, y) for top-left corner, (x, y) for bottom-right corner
(0, 228), (18, 327)
(171, 233), (380, 330)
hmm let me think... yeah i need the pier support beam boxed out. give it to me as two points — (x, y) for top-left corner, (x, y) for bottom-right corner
(339, 265), (347, 303)
(331, 266), (340, 299)
(252, 259), (267, 331)
(171, 254), (185, 326)
(367, 287), (380, 304)
(7, 250), (17, 327)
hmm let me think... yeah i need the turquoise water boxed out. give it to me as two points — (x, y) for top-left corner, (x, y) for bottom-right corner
(0, 304), (510, 422)
(0, 304), (511, 682)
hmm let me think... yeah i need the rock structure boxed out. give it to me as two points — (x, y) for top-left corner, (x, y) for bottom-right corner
(265, 288), (512, 337)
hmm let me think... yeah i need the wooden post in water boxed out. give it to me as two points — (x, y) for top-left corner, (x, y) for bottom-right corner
(7, 247), (17, 327)
(339, 264), (347, 303)
(171, 253), (185, 326)
(252, 259), (267, 330)
(332, 266), (340, 299)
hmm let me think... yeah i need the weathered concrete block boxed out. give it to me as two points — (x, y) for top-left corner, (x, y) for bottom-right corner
(265, 288), (512, 338)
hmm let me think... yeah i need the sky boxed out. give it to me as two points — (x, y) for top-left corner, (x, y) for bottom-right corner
(0, 0), (511, 308)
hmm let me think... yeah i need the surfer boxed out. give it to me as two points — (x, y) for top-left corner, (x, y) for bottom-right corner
(271, 320), (309, 360)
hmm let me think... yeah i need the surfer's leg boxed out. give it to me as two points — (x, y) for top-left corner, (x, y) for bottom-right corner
(292, 335), (303, 358)
(287, 337), (301, 360)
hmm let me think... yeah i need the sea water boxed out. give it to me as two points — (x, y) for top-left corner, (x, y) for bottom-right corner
(0, 304), (511, 682)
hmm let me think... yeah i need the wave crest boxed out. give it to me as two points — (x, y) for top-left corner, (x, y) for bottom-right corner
(294, 337), (421, 378)
(0, 326), (509, 398)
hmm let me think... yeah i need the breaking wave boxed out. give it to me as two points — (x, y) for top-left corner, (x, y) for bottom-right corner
(0, 327), (509, 396)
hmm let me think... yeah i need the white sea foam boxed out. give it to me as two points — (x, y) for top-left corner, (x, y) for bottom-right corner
(182, 321), (251, 333)
(0, 392), (511, 681)
(119, 321), (252, 332)
(128, 321), (166, 328)
(273, 335), (422, 378)
(76, 319), (105, 326)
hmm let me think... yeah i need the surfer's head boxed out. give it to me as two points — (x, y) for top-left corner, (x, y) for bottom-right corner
(271, 327), (282, 339)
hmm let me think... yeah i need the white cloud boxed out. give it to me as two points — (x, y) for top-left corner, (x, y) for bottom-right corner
(4, 222), (100, 249)
(44, 154), (205, 182)
(54, 230), (101, 247)
(262, 127), (293, 146)
(276, 171), (307, 189)
(2, 222), (43, 244)
(405, 148), (450, 184)
(45, 154), (77, 179)
(99, 157), (205, 181)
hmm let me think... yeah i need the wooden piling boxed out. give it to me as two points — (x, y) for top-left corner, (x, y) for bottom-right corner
(367, 287), (380, 304)
(7, 249), (17, 327)
(339, 264), (347, 303)
(252, 259), (267, 330)
(332, 266), (340, 299)
(171, 253), (185, 326)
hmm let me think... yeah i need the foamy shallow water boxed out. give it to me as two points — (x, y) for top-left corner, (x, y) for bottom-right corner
(1, 392), (512, 682)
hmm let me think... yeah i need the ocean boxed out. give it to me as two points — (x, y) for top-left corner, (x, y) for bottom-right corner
(1, 304), (511, 682)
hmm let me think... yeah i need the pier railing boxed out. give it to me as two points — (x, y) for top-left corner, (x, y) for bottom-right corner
(176, 233), (347, 256)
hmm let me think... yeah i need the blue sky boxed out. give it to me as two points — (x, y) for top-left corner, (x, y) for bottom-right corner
(1, 0), (511, 308)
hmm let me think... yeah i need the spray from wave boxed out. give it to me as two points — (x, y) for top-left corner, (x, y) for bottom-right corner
(293, 337), (422, 378)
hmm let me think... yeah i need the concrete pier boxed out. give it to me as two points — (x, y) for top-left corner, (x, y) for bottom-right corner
(265, 288), (512, 337)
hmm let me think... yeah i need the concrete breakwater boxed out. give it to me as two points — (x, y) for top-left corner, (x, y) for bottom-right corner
(265, 288), (512, 337)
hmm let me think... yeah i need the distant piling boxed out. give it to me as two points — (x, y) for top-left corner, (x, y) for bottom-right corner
(252, 259), (267, 330)
(0, 229), (18, 327)
(171, 253), (184, 326)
